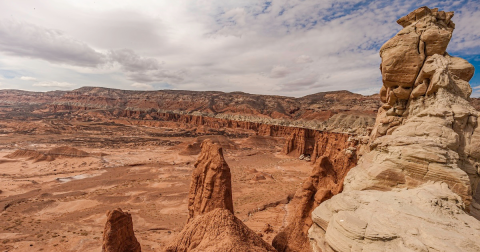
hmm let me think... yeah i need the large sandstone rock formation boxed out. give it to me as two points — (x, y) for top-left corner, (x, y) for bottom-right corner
(310, 182), (480, 251)
(187, 139), (234, 222)
(166, 139), (274, 251)
(272, 155), (356, 252)
(165, 208), (276, 252)
(309, 6), (480, 252)
(102, 208), (141, 252)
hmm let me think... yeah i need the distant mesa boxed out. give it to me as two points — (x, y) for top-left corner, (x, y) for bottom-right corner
(5, 146), (91, 162)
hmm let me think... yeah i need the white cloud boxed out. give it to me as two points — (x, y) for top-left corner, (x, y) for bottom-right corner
(0, 0), (478, 97)
(269, 66), (290, 78)
(20, 76), (37, 81)
(131, 83), (154, 90)
(295, 55), (314, 64)
(33, 81), (75, 88)
(0, 19), (106, 67)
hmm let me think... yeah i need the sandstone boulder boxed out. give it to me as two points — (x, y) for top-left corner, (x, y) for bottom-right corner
(187, 139), (234, 222)
(102, 208), (141, 252)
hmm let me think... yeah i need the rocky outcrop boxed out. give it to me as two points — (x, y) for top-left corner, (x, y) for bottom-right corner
(165, 208), (276, 252)
(187, 139), (234, 222)
(309, 6), (480, 252)
(273, 128), (359, 251)
(273, 155), (356, 252)
(309, 182), (480, 252)
(166, 139), (275, 251)
(102, 208), (141, 252)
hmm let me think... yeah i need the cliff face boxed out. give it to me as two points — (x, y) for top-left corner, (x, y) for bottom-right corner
(0, 88), (379, 134)
(273, 130), (358, 251)
(0, 88), (362, 183)
(309, 6), (480, 252)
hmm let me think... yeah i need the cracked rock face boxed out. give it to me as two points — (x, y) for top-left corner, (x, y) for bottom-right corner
(187, 139), (234, 222)
(102, 208), (141, 252)
(309, 6), (480, 252)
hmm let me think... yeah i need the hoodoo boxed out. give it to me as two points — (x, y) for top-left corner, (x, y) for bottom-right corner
(309, 6), (480, 252)
(102, 208), (141, 252)
(187, 139), (234, 222)
(165, 139), (274, 251)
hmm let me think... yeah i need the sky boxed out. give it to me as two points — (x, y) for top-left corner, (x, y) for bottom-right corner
(0, 0), (479, 97)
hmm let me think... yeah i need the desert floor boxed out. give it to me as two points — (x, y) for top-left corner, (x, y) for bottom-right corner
(0, 119), (313, 251)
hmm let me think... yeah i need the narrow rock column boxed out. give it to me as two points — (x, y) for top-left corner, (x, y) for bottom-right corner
(102, 208), (141, 252)
(187, 139), (234, 222)
(165, 139), (275, 252)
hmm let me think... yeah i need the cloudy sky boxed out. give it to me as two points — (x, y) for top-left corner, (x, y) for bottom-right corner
(0, 0), (479, 97)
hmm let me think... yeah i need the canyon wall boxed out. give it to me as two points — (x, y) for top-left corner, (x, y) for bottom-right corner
(0, 89), (363, 161)
(0, 88), (379, 134)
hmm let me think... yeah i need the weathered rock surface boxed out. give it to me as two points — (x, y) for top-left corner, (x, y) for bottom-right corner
(164, 208), (276, 252)
(102, 208), (141, 252)
(309, 6), (480, 252)
(166, 139), (275, 251)
(309, 183), (480, 252)
(273, 154), (356, 251)
(272, 128), (358, 251)
(187, 139), (234, 222)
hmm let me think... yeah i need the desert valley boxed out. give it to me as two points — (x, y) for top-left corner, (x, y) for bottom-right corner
(1, 5), (480, 252)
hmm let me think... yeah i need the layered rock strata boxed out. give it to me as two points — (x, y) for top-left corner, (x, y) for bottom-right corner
(187, 139), (234, 222)
(0, 88), (379, 134)
(309, 6), (480, 252)
(102, 208), (141, 252)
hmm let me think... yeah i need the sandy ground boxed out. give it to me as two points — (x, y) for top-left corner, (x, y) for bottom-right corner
(0, 119), (313, 251)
